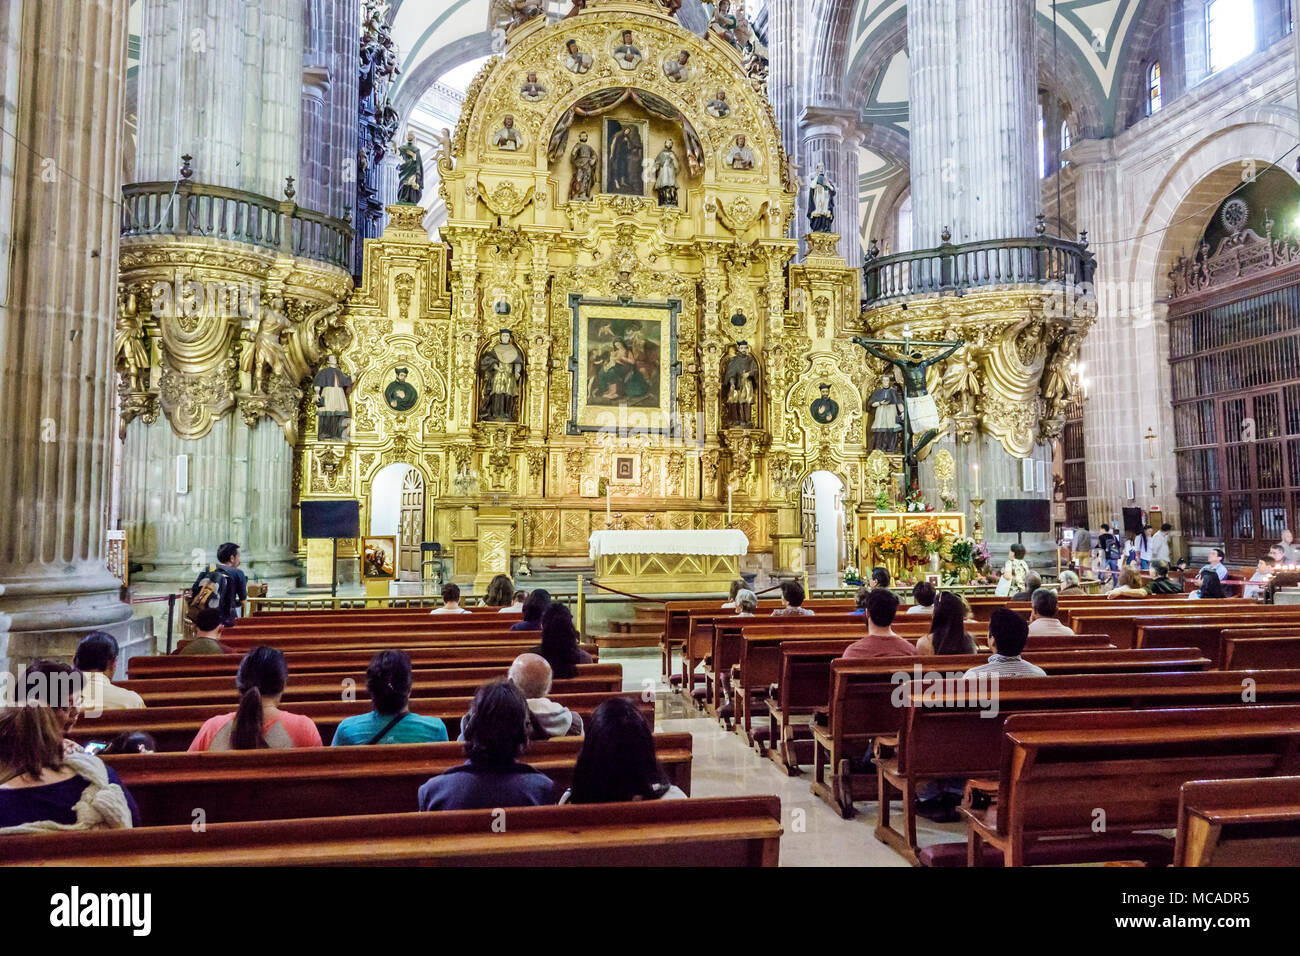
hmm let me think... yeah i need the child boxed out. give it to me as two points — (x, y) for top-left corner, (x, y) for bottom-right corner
(1243, 556), (1275, 600)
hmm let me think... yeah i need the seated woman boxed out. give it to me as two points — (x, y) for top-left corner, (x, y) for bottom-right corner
(720, 578), (746, 610)
(771, 580), (814, 616)
(732, 589), (758, 617)
(417, 679), (555, 810)
(849, 584), (870, 615)
(1189, 569), (1227, 600)
(533, 602), (592, 680)
(1147, 560), (1184, 595)
(482, 573), (515, 608)
(1106, 567), (1150, 599)
(19, 660), (82, 752)
(509, 588), (550, 632)
(332, 650), (449, 746)
(560, 696), (686, 804)
(500, 589), (527, 614)
(100, 731), (156, 755)
(1057, 569), (1086, 596)
(0, 705), (140, 832)
(915, 592), (977, 656)
(188, 646), (323, 751)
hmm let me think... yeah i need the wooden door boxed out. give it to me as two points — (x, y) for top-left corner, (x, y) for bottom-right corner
(399, 468), (425, 581)
(800, 476), (816, 574)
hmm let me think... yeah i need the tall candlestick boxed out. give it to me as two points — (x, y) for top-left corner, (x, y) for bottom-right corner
(606, 481), (611, 527)
(972, 462), (980, 500)
(727, 485), (733, 524)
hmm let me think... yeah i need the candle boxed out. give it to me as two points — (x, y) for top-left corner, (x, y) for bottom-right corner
(728, 485), (733, 524)
(606, 480), (611, 524)
(972, 462), (980, 499)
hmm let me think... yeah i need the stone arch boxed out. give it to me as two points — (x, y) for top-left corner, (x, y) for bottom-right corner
(392, 32), (497, 122)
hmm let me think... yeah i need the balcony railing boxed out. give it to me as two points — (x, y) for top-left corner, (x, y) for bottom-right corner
(862, 233), (1096, 306)
(121, 180), (354, 272)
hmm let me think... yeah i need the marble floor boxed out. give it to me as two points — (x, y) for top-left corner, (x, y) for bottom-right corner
(608, 648), (967, 867)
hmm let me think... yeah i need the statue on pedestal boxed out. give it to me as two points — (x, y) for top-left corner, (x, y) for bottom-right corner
(868, 374), (903, 453)
(478, 329), (525, 422)
(722, 341), (759, 428)
(569, 131), (598, 201)
(242, 307), (291, 396)
(396, 131), (423, 204)
(313, 355), (352, 442)
(653, 140), (680, 206)
(808, 163), (836, 233)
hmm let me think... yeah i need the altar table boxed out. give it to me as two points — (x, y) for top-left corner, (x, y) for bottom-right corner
(588, 530), (750, 596)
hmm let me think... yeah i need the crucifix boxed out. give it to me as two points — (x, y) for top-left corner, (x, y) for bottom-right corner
(1143, 427), (1158, 459)
(851, 328), (965, 495)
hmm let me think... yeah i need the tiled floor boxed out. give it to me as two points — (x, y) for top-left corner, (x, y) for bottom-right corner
(608, 648), (968, 867)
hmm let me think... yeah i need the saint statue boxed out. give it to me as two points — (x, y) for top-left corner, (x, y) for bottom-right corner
(396, 131), (423, 204)
(722, 341), (759, 428)
(478, 330), (525, 422)
(653, 140), (680, 207)
(706, 90), (730, 118)
(867, 374), (903, 453)
(614, 30), (642, 70)
(115, 291), (150, 393)
(313, 355), (353, 442)
(242, 306), (291, 396)
(520, 71), (547, 102)
(663, 50), (690, 82)
(810, 384), (840, 424)
(564, 38), (593, 74)
(490, 0), (543, 32)
(569, 131), (598, 201)
(384, 367), (418, 412)
(808, 162), (836, 233)
(710, 0), (741, 47)
(726, 134), (755, 170)
(492, 115), (522, 151)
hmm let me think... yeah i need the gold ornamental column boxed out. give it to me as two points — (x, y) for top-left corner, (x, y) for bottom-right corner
(0, 0), (133, 674)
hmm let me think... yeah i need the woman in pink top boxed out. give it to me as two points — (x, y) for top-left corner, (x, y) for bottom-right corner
(189, 646), (322, 751)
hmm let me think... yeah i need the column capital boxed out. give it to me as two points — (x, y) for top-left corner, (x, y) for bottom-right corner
(797, 105), (862, 142)
(1064, 137), (1115, 168)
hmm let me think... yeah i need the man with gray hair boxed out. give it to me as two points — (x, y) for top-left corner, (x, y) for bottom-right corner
(1027, 588), (1075, 637)
(507, 653), (583, 739)
(734, 589), (758, 615)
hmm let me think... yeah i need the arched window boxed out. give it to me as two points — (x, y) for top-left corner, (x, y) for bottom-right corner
(1059, 121), (1072, 167)
(1207, 0), (1255, 74)
(1147, 61), (1162, 114)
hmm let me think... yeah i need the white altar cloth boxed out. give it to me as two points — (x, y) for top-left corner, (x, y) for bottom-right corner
(588, 529), (750, 562)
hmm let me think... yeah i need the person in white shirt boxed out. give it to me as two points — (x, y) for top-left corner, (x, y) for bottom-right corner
(73, 631), (145, 712)
(1278, 529), (1299, 565)
(1243, 557), (1275, 599)
(720, 578), (746, 610)
(499, 589), (527, 614)
(430, 582), (472, 615)
(1150, 523), (1172, 565)
(907, 580), (937, 615)
(965, 609), (1047, 679)
(1026, 588), (1075, 637)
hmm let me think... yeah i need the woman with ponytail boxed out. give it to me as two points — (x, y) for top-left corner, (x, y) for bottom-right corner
(187, 647), (322, 751)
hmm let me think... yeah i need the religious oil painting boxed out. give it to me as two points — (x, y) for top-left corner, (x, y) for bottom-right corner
(603, 118), (647, 197)
(361, 536), (397, 580)
(569, 296), (679, 434)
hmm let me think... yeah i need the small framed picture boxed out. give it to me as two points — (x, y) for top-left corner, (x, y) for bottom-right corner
(361, 536), (397, 580)
(925, 573), (942, 588)
(613, 454), (639, 483)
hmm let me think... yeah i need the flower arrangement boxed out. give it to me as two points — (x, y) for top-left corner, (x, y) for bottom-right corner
(902, 482), (931, 513)
(843, 566), (863, 586)
(909, 517), (947, 556)
(949, 535), (976, 566)
(869, 528), (911, 554)
(973, 539), (992, 568)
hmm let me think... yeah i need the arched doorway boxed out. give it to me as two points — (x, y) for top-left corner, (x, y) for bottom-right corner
(803, 470), (846, 589)
(369, 463), (426, 582)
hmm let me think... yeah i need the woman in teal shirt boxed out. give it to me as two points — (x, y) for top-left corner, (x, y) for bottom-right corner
(331, 650), (449, 746)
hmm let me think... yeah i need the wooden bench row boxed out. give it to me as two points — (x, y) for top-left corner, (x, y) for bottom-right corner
(0, 796), (783, 867)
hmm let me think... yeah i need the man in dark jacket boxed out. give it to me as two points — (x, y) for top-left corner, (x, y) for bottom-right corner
(418, 679), (555, 810)
(191, 542), (248, 627)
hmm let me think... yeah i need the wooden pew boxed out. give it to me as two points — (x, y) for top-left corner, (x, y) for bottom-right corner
(812, 649), (1213, 820)
(245, 605), (512, 621)
(962, 705), (1300, 867)
(128, 642), (600, 681)
(1139, 621), (1300, 668)
(116, 662), (624, 708)
(72, 692), (653, 752)
(101, 733), (694, 825)
(878, 671), (1300, 864)
(1174, 776), (1300, 866)
(1067, 603), (1287, 649)
(0, 796), (784, 867)
(217, 631), (563, 653)
(230, 615), (526, 635)
(1222, 633), (1300, 670)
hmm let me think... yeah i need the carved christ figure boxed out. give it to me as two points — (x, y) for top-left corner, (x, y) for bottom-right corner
(851, 335), (965, 466)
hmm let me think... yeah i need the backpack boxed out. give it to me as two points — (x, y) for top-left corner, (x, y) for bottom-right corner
(1103, 534), (1121, 561)
(187, 566), (228, 623)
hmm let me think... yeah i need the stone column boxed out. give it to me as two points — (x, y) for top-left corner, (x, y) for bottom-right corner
(135, 0), (303, 195)
(301, 0), (360, 219)
(1071, 138), (1177, 530)
(906, 0), (958, 248)
(0, 0), (133, 675)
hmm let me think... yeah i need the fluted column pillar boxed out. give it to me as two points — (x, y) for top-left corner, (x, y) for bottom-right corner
(907, 0), (957, 248)
(0, 0), (133, 675)
(301, 0), (360, 219)
(135, 0), (303, 195)
(799, 107), (862, 264)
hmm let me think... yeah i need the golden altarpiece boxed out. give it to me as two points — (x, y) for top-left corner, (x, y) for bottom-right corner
(298, 1), (877, 589)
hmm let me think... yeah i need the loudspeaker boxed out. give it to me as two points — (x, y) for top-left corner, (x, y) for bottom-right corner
(300, 499), (360, 539)
(995, 498), (1052, 534)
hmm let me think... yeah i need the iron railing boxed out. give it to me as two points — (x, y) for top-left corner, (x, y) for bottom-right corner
(121, 180), (354, 272)
(862, 233), (1096, 306)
